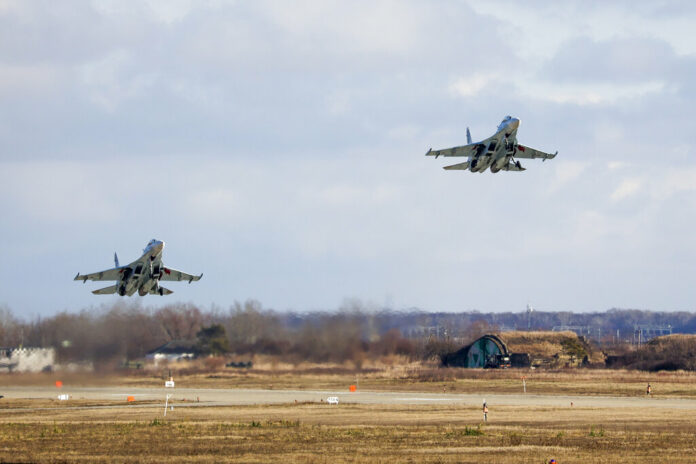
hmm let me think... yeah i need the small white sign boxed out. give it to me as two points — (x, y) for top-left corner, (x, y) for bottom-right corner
(57, 394), (69, 401)
(327, 396), (339, 405)
(165, 380), (175, 388)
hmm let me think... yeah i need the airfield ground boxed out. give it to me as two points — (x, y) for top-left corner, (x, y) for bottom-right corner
(1, 367), (696, 462)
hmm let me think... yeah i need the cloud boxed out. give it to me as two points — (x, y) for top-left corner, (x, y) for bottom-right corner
(543, 37), (679, 84)
(521, 81), (666, 106)
(607, 161), (629, 170)
(0, 161), (123, 224)
(449, 74), (500, 98)
(79, 50), (157, 111)
(611, 178), (643, 201)
(470, 1), (696, 57)
(0, 63), (64, 97)
(548, 160), (588, 191)
(1, 1), (696, 314)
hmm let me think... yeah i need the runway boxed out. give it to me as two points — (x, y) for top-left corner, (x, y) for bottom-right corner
(3, 386), (696, 410)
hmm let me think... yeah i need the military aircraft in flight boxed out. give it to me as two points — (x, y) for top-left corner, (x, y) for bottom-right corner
(74, 239), (202, 296)
(426, 116), (557, 172)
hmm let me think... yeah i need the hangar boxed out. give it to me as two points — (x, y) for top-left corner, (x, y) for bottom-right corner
(442, 331), (602, 368)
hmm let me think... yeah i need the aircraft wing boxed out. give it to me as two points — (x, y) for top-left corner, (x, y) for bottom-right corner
(426, 143), (482, 158)
(515, 145), (557, 160)
(74, 267), (126, 282)
(160, 267), (203, 283)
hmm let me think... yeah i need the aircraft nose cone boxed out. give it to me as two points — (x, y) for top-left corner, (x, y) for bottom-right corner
(512, 118), (520, 129)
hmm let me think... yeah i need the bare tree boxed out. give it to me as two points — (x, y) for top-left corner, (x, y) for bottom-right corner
(154, 304), (206, 341)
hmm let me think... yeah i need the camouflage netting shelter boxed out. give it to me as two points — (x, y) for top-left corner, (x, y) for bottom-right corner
(442, 331), (604, 368)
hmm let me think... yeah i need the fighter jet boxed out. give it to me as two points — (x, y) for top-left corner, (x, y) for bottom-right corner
(426, 116), (557, 173)
(74, 239), (202, 296)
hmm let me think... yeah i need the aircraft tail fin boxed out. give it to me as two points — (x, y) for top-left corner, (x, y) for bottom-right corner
(114, 253), (119, 268)
(466, 127), (472, 145)
(443, 161), (470, 170)
(92, 285), (118, 295)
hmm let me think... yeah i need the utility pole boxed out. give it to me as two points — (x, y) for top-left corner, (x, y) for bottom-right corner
(526, 304), (534, 331)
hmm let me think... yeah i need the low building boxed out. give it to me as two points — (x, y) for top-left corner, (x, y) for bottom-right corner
(442, 331), (603, 368)
(145, 340), (196, 365)
(0, 347), (55, 373)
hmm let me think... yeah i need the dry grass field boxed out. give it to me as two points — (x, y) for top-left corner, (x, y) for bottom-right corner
(1, 366), (696, 462)
(0, 400), (695, 463)
(4, 361), (696, 397)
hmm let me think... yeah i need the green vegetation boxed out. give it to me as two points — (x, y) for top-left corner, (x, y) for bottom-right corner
(196, 324), (230, 355)
(561, 337), (588, 359)
(463, 425), (484, 436)
(589, 425), (605, 437)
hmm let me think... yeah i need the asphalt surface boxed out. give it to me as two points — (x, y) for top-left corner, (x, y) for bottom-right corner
(3, 386), (696, 410)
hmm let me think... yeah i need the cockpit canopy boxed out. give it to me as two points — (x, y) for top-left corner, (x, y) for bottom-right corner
(147, 239), (158, 247)
(497, 115), (514, 131)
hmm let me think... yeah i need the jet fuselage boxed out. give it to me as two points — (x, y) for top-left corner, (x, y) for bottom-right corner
(469, 117), (520, 173)
(119, 239), (166, 296)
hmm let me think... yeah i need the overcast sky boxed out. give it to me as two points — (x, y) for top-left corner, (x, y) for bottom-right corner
(1, 0), (695, 317)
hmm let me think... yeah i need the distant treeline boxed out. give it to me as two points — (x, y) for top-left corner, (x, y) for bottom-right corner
(0, 301), (695, 367)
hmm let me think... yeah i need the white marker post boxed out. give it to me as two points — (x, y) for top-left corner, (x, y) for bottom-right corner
(522, 376), (527, 393)
(164, 394), (173, 416)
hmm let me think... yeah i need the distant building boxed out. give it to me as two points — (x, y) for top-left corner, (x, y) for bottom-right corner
(442, 331), (604, 368)
(145, 340), (196, 364)
(0, 347), (55, 373)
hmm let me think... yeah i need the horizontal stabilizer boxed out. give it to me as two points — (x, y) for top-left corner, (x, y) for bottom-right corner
(501, 161), (526, 172)
(92, 285), (117, 295)
(150, 286), (174, 295)
(443, 161), (470, 170)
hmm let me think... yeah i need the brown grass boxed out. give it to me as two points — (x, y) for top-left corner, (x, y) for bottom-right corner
(2, 366), (696, 462)
(4, 365), (696, 397)
(498, 331), (607, 364)
(0, 400), (694, 463)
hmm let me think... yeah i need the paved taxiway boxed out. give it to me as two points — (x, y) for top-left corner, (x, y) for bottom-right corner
(3, 386), (696, 410)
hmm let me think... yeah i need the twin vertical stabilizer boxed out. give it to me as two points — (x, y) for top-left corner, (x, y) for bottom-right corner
(466, 127), (472, 145)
